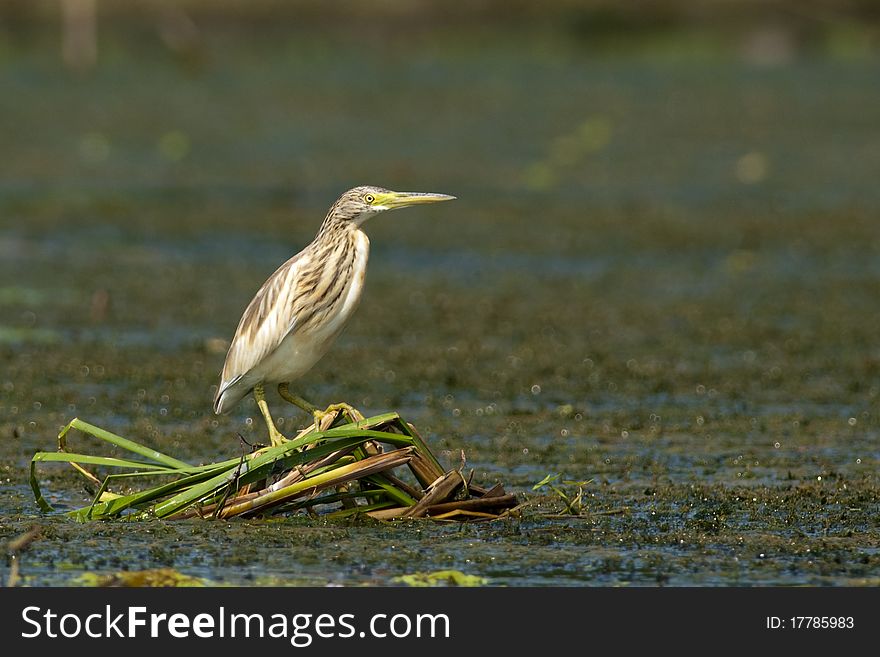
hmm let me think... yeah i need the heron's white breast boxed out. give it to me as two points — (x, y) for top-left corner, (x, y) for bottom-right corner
(318, 229), (370, 340)
(254, 230), (370, 385)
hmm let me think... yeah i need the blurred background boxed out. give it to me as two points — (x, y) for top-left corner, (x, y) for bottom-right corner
(1, 1), (879, 585)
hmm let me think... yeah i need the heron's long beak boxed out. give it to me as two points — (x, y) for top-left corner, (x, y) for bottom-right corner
(379, 191), (456, 209)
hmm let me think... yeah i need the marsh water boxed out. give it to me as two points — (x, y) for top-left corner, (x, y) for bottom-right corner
(1, 22), (879, 585)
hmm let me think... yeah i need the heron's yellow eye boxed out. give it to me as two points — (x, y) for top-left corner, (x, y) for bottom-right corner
(364, 194), (375, 204)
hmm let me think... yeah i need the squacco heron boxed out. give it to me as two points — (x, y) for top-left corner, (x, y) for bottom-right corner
(213, 186), (455, 446)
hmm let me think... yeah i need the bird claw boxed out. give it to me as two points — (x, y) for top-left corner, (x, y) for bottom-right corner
(311, 409), (334, 433)
(324, 402), (365, 423)
(311, 403), (364, 432)
(268, 427), (287, 447)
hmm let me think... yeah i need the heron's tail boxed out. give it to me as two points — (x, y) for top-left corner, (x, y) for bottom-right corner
(213, 375), (248, 414)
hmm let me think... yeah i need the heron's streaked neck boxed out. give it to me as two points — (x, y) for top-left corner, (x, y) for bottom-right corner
(315, 214), (363, 242)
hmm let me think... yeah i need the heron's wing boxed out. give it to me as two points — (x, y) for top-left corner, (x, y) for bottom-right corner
(215, 251), (313, 406)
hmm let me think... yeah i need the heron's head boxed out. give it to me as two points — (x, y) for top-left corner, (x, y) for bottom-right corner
(328, 185), (455, 226)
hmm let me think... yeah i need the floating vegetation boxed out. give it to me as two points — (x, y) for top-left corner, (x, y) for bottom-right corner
(75, 568), (207, 587)
(30, 407), (518, 522)
(532, 473), (593, 516)
(393, 570), (488, 587)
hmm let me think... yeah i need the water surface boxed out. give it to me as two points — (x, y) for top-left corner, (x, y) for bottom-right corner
(1, 23), (878, 586)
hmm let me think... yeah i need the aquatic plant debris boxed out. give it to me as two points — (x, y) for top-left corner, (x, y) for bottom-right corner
(532, 473), (594, 515)
(393, 570), (488, 587)
(30, 406), (518, 522)
(75, 568), (208, 587)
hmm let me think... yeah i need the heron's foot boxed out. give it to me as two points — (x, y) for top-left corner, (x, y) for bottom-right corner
(310, 403), (364, 433)
(322, 402), (365, 423)
(311, 408), (336, 433)
(268, 425), (287, 448)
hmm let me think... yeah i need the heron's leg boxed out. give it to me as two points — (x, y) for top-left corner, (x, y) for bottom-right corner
(277, 383), (318, 414)
(253, 384), (286, 447)
(278, 383), (326, 433)
(277, 383), (363, 430)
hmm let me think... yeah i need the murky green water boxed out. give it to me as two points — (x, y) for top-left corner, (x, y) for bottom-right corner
(1, 22), (879, 585)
